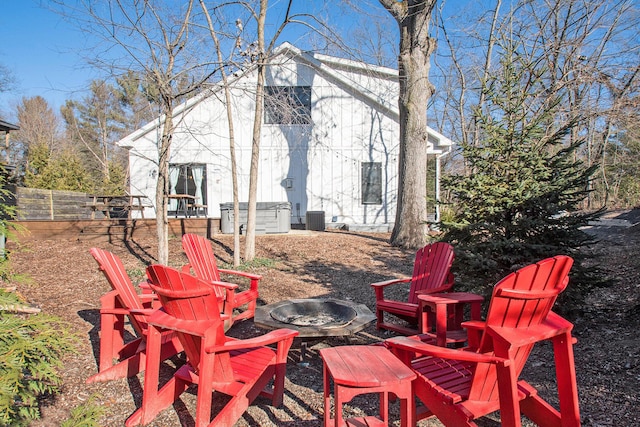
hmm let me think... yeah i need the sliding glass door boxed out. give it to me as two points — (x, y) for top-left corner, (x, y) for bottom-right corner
(168, 164), (206, 214)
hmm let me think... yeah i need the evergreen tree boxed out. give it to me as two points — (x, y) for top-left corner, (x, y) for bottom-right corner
(115, 70), (160, 131)
(24, 144), (93, 193)
(61, 80), (127, 194)
(440, 42), (601, 310)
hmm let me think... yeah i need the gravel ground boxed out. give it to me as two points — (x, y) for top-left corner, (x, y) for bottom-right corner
(7, 217), (640, 426)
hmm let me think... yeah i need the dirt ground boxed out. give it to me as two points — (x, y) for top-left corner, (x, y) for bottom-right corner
(6, 214), (640, 426)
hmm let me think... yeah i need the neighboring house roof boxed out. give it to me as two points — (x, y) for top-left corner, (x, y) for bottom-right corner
(0, 120), (19, 132)
(117, 42), (454, 154)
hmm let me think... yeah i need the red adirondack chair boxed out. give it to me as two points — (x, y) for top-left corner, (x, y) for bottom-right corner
(182, 233), (260, 329)
(126, 264), (298, 427)
(386, 255), (581, 427)
(86, 248), (182, 384)
(371, 242), (455, 335)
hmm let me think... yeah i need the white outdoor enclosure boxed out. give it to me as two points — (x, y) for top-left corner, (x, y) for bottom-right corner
(118, 43), (453, 229)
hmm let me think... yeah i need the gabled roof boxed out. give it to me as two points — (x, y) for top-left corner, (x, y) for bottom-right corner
(0, 120), (19, 132)
(118, 42), (454, 153)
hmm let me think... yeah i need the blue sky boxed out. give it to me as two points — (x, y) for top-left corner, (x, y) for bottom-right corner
(0, 0), (107, 115)
(0, 0), (487, 126)
(0, 0), (397, 119)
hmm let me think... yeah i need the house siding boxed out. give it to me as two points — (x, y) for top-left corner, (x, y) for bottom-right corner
(121, 44), (450, 227)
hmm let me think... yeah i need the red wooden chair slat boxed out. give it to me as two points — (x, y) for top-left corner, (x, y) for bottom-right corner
(125, 264), (298, 427)
(386, 255), (581, 427)
(182, 233), (260, 329)
(371, 242), (455, 335)
(86, 248), (182, 384)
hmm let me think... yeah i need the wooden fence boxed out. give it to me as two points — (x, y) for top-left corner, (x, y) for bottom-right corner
(14, 187), (93, 220)
(10, 218), (218, 242)
(7, 187), (219, 242)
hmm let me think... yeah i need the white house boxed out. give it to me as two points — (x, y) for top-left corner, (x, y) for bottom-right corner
(118, 43), (453, 230)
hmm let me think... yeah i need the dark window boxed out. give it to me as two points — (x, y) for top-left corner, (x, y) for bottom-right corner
(169, 164), (207, 213)
(362, 162), (382, 205)
(264, 86), (311, 124)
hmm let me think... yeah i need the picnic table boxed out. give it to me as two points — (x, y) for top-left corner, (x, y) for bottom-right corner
(168, 194), (200, 217)
(86, 194), (152, 219)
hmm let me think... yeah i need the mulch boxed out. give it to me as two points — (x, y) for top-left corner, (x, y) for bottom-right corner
(6, 220), (640, 426)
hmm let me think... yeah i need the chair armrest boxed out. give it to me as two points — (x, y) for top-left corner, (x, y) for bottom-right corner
(99, 307), (132, 315)
(371, 277), (411, 301)
(129, 308), (156, 316)
(206, 280), (239, 291)
(99, 290), (120, 309)
(488, 314), (574, 349)
(205, 280), (237, 305)
(370, 277), (411, 288)
(386, 336), (507, 365)
(218, 268), (262, 282)
(205, 328), (299, 353)
(218, 269), (261, 292)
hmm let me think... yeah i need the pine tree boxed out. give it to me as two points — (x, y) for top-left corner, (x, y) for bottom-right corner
(441, 42), (602, 309)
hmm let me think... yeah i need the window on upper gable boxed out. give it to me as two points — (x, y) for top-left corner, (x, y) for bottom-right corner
(264, 86), (312, 125)
(362, 162), (382, 205)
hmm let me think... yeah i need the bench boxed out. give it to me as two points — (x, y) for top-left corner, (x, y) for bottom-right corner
(86, 195), (153, 219)
(189, 203), (208, 217)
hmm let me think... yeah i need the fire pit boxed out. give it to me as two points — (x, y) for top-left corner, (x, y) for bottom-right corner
(254, 298), (375, 338)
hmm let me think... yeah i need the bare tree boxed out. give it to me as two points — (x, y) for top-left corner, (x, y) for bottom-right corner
(244, 0), (269, 261)
(199, 0), (243, 266)
(235, 0), (294, 262)
(433, 0), (640, 209)
(12, 96), (63, 178)
(58, 0), (220, 264)
(0, 63), (16, 95)
(379, 0), (438, 249)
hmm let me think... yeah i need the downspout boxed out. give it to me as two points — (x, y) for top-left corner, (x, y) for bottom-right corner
(434, 146), (453, 223)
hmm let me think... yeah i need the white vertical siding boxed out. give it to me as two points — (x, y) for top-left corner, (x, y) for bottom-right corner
(124, 50), (401, 225)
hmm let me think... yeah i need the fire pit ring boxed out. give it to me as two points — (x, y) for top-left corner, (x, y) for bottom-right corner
(254, 298), (375, 338)
(270, 300), (357, 328)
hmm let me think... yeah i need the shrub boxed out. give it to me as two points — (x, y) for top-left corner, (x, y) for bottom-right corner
(61, 396), (105, 427)
(0, 291), (78, 426)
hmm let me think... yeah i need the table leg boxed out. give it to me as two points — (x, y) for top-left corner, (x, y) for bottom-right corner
(334, 384), (343, 427)
(323, 363), (332, 427)
(379, 391), (389, 424)
(399, 383), (415, 427)
(420, 302), (430, 334)
(471, 301), (482, 321)
(435, 302), (448, 347)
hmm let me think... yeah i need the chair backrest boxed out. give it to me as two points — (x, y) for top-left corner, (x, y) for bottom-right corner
(407, 242), (455, 304)
(468, 255), (573, 402)
(182, 233), (225, 299)
(90, 247), (147, 335)
(90, 248), (146, 312)
(146, 264), (227, 370)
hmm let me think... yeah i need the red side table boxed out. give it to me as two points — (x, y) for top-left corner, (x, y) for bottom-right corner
(320, 345), (416, 427)
(418, 292), (484, 347)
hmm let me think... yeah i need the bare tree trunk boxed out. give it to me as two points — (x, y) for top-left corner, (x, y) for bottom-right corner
(200, 0), (241, 266)
(245, 0), (268, 262)
(381, 0), (437, 249)
(156, 111), (172, 265)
